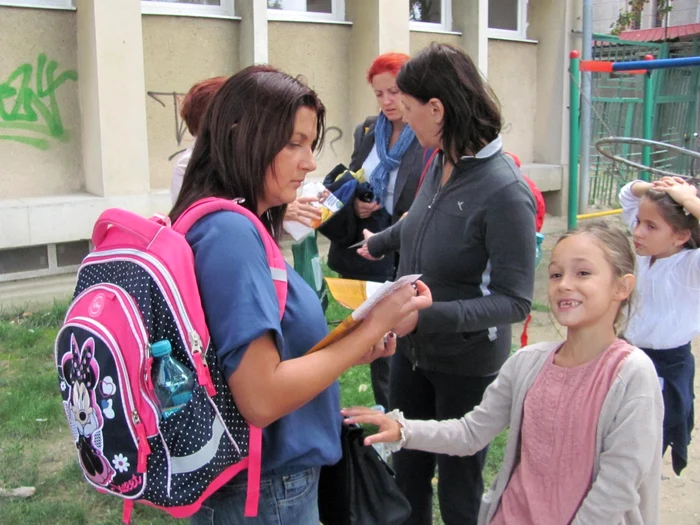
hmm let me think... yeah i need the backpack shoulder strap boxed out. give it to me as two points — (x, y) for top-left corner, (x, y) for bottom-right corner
(416, 148), (439, 197)
(172, 197), (287, 319)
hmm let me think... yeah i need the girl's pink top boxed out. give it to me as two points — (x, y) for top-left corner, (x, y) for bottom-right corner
(491, 339), (633, 525)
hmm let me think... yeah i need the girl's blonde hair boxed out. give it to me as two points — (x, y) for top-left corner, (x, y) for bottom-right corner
(555, 220), (636, 332)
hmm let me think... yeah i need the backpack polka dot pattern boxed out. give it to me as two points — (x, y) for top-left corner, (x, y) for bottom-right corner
(74, 260), (250, 506)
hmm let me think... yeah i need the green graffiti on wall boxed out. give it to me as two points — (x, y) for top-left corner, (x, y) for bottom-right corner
(0, 53), (78, 150)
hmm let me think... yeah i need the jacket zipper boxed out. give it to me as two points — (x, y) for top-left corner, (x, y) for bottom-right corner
(410, 160), (455, 370)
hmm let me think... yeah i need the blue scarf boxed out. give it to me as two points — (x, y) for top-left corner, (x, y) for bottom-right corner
(369, 112), (416, 206)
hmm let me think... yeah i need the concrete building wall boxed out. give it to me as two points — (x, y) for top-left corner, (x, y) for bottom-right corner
(488, 39), (538, 163)
(409, 30), (462, 54)
(268, 21), (353, 181)
(0, 0), (579, 309)
(0, 7), (82, 199)
(142, 15), (240, 191)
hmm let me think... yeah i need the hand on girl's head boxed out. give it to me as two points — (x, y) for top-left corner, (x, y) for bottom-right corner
(652, 177), (698, 205)
(653, 176), (689, 188)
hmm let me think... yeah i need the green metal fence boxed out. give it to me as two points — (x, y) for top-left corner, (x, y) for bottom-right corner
(585, 35), (700, 209)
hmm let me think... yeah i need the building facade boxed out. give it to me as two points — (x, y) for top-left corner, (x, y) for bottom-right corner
(593, 0), (700, 35)
(0, 0), (580, 308)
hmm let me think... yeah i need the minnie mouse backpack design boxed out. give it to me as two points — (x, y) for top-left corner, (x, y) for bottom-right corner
(54, 198), (287, 523)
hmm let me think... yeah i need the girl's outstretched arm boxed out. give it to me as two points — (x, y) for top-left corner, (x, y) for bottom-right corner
(342, 351), (517, 457)
(571, 358), (663, 525)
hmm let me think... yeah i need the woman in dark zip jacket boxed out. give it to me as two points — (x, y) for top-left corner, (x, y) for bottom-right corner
(359, 43), (536, 525)
(318, 52), (427, 411)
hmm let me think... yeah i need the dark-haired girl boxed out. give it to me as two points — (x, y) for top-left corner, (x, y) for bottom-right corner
(620, 176), (700, 476)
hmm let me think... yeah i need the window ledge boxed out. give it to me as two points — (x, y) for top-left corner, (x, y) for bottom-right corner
(142, 12), (240, 21)
(409, 27), (461, 36)
(487, 34), (538, 44)
(0, 2), (75, 10)
(267, 16), (351, 25)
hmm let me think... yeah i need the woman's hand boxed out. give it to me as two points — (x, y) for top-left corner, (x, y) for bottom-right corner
(365, 280), (432, 335)
(353, 332), (397, 366)
(357, 229), (382, 260)
(354, 198), (382, 219)
(341, 406), (403, 446)
(284, 196), (322, 225)
(392, 311), (419, 337)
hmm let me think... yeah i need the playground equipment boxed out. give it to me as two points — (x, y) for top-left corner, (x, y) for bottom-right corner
(568, 50), (700, 229)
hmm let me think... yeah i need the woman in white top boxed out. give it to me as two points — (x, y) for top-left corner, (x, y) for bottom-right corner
(170, 77), (226, 204)
(619, 176), (700, 475)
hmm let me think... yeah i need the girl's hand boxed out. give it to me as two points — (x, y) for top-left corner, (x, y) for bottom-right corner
(353, 332), (397, 366)
(357, 229), (381, 260)
(284, 196), (322, 225)
(354, 198), (382, 219)
(341, 406), (403, 446)
(365, 280), (432, 334)
(653, 177), (698, 207)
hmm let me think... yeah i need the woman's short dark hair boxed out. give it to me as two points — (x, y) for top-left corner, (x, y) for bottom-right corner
(397, 43), (502, 165)
(170, 65), (325, 241)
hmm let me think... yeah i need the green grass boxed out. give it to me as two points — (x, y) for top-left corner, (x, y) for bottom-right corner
(531, 301), (551, 313)
(0, 283), (508, 524)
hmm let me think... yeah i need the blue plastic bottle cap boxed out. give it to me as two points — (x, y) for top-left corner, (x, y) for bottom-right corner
(151, 340), (173, 358)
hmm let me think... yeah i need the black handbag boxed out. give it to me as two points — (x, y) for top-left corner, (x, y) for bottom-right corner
(318, 423), (412, 525)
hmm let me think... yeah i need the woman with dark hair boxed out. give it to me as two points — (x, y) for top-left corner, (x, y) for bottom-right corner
(172, 65), (432, 525)
(359, 43), (536, 525)
(319, 52), (428, 411)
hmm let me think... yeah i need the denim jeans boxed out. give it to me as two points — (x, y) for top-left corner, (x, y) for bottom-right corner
(190, 467), (320, 525)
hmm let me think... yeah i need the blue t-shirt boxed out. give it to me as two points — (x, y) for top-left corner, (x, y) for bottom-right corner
(186, 211), (341, 473)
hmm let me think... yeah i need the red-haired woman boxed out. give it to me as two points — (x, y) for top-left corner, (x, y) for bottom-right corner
(170, 77), (227, 204)
(319, 52), (428, 411)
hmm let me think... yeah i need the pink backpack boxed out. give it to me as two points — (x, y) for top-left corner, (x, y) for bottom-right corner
(54, 198), (287, 523)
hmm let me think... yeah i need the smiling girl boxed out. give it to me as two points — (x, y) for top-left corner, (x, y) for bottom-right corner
(619, 176), (700, 475)
(343, 221), (664, 525)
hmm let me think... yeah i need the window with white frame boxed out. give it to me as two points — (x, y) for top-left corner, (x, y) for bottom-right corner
(267, 0), (345, 22)
(488, 0), (528, 39)
(141, 0), (236, 18)
(0, 0), (73, 9)
(409, 0), (451, 32)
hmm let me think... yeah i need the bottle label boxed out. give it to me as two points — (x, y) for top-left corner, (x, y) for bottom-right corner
(159, 391), (192, 419)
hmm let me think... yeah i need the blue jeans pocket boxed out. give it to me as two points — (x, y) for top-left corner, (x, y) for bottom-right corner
(280, 468), (318, 505)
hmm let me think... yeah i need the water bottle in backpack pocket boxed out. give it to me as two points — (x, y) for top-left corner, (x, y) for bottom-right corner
(150, 340), (194, 419)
